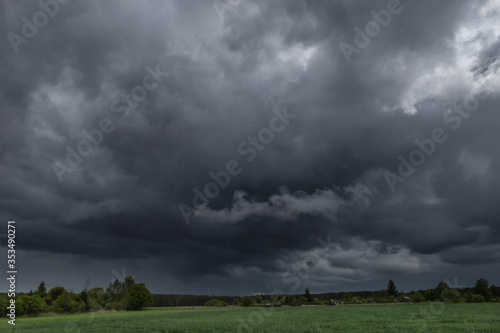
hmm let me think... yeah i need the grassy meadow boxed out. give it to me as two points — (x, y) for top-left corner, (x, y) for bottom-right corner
(0, 303), (499, 332)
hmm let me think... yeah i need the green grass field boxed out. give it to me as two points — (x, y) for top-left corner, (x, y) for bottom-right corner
(1, 303), (499, 332)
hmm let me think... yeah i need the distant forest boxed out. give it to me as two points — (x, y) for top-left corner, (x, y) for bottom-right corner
(4, 277), (499, 318)
(153, 278), (500, 307)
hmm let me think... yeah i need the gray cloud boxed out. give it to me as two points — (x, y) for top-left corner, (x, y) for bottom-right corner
(1, 0), (499, 294)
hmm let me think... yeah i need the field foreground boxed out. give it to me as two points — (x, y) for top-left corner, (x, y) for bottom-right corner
(0, 303), (499, 332)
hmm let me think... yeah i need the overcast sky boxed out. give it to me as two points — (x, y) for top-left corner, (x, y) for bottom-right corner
(1, 0), (500, 295)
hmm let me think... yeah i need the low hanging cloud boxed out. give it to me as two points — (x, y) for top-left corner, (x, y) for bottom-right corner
(193, 187), (345, 223)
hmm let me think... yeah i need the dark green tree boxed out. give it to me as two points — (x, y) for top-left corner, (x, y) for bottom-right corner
(435, 281), (449, 300)
(305, 288), (313, 303)
(88, 287), (106, 310)
(241, 296), (253, 307)
(18, 295), (46, 316)
(0, 295), (9, 317)
(48, 287), (66, 302)
(387, 279), (397, 297)
(106, 279), (123, 303)
(125, 283), (154, 310)
(425, 289), (439, 301)
(79, 289), (91, 312)
(51, 292), (77, 313)
(490, 285), (500, 298)
(36, 281), (47, 298)
(474, 278), (492, 301)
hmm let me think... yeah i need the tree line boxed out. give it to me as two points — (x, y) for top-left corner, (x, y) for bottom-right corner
(2, 277), (498, 316)
(0, 276), (153, 317)
(153, 278), (500, 307)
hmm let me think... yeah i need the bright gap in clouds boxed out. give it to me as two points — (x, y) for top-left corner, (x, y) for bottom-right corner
(278, 45), (317, 71)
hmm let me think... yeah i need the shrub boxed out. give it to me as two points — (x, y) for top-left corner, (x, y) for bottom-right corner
(241, 297), (253, 307)
(0, 295), (9, 317)
(125, 284), (154, 310)
(18, 295), (46, 316)
(470, 294), (485, 303)
(298, 296), (308, 305)
(51, 292), (77, 313)
(442, 289), (461, 303)
(232, 298), (240, 306)
(48, 287), (66, 301)
(204, 299), (227, 307)
(312, 297), (323, 305)
(425, 289), (439, 302)
(111, 299), (126, 310)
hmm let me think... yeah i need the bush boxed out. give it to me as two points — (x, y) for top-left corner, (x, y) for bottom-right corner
(312, 297), (323, 305)
(111, 299), (126, 310)
(51, 292), (77, 313)
(48, 287), (66, 302)
(470, 294), (485, 303)
(88, 287), (106, 310)
(204, 299), (227, 307)
(442, 289), (461, 303)
(425, 289), (439, 302)
(0, 295), (9, 317)
(18, 295), (46, 316)
(125, 284), (154, 310)
(241, 297), (253, 307)
(232, 298), (240, 306)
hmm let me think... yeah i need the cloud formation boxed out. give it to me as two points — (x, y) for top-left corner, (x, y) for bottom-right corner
(1, 0), (499, 293)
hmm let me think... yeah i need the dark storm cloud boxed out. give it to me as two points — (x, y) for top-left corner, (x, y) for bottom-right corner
(1, 0), (499, 293)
